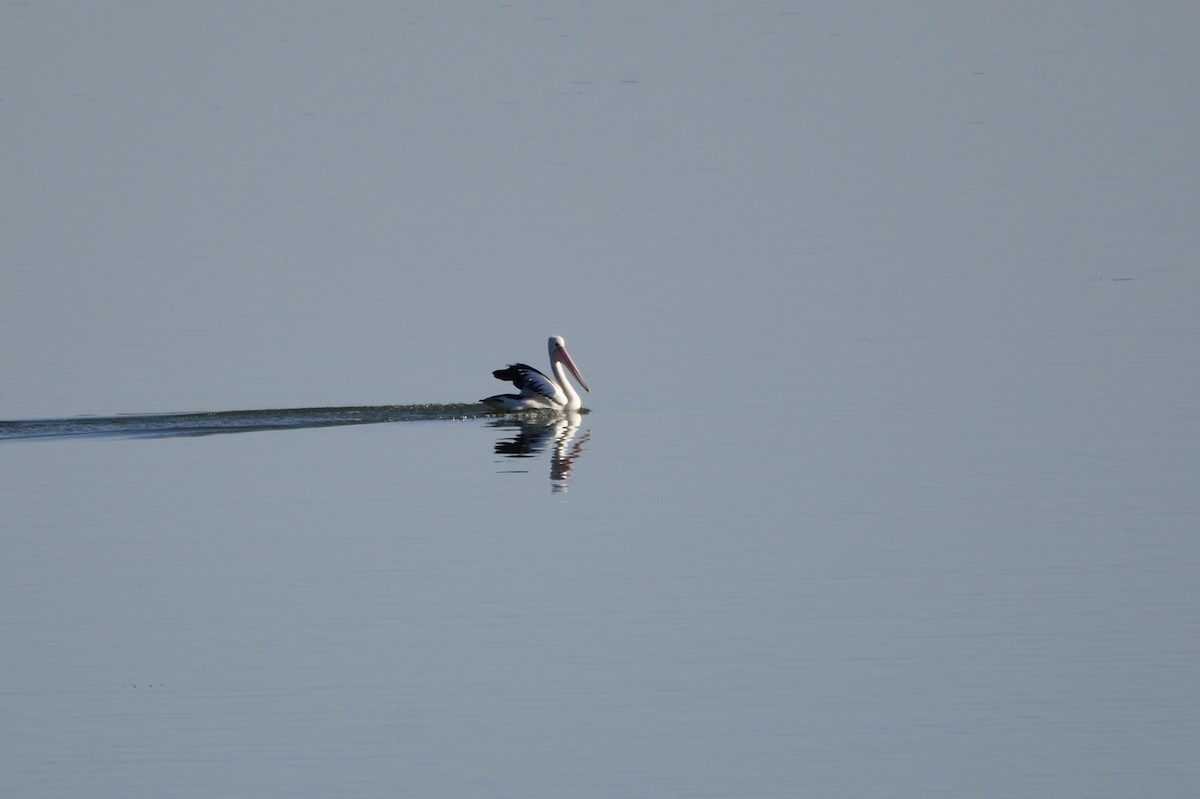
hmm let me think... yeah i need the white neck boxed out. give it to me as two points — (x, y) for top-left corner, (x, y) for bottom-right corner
(553, 359), (583, 411)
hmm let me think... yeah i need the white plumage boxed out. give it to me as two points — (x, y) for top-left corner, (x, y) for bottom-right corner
(482, 336), (591, 412)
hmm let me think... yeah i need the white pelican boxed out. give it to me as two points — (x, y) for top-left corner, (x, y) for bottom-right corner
(481, 336), (591, 412)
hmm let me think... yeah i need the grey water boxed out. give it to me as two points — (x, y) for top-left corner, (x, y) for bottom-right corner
(3, 3), (1199, 798)
(0, 404), (507, 439)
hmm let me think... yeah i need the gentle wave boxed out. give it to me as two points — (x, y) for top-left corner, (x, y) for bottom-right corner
(0, 403), (562, 440)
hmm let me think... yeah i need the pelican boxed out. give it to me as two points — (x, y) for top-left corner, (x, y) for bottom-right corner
(481, 336), (591, 412)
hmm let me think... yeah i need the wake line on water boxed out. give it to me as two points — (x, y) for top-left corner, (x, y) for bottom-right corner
(0, 403), (577, 441)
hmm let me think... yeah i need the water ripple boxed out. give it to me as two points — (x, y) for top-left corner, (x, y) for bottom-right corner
(0, 403), (537, 440)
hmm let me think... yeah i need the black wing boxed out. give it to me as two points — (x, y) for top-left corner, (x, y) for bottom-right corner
(492, 363), (561, 400)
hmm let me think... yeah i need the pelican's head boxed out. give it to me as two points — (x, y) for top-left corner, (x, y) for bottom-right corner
(549, 335), (590, 393)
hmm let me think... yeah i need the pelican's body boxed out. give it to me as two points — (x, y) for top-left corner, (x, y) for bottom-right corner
(482, 336), (591, 412)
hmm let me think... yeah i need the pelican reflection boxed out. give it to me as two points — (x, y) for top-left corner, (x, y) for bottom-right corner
(489, 411), (590, 492)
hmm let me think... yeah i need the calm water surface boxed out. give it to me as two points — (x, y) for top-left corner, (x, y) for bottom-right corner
(3, 3), (1199, 797)
(4, 340), (1197, 797)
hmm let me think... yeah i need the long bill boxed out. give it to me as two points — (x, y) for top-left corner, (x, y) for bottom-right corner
(556, 344), (591, 393)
